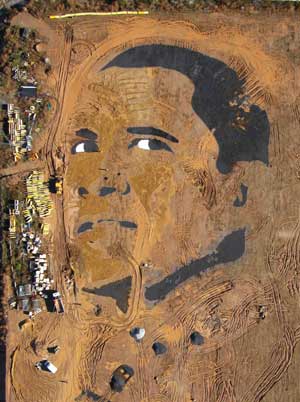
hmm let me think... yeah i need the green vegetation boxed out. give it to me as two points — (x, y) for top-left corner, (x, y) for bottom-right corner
(0, 24), (44, 93)
(0, 182), (10, 273)
(22, 0), (300, 16)
(0, 178), (31, 290)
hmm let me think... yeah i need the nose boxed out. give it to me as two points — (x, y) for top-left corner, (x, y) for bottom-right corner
(99, 171), (130, 197)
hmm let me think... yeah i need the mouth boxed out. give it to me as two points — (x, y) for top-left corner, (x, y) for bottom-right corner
(98, 219), (138, 229)
(77, 219), (138, 235)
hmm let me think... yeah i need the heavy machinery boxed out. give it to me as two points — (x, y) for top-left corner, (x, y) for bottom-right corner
(52, 292), (64, 314)
(28, 151), (39, 161)
(49, 176), (63, 195)
(55, 177), (63, 195)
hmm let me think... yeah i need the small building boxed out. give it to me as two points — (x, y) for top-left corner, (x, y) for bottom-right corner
(20, 298), (30, 313)
(29, 260), (37, 272)
(19, 86), (37, 98)
(19, 27), (30, 40)
(17, 284), (32, 297)
(31, 298), (42, 314)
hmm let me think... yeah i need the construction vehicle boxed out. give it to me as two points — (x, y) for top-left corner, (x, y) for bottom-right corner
(49, 176), (63, 195)
(41, 223), (50, 235)
(52, 292), (64, 314)
(55, 177), (63, 195)
(28, 151), (39, 161)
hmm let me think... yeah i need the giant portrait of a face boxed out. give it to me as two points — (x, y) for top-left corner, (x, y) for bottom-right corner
(63, 38), (277, 401)
(7, 11), (300, 402)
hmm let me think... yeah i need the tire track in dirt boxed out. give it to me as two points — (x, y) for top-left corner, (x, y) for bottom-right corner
(209, 354), (237, 402)
(228, 55), (273, 108)
(146, 280), (233, 362)
(291, 102), (300, 127)
(149, 277), (279, 364)
(78, 324), (113, 391)
(241, 326), (297, 402)
(10, 347), (20, 402)
(271, 121), (281, 161)
(10, 313), (81, 402)
(261, 228), (287, 328)
(132, 342), (149, 402)
(62, 18), (280, 129)
(272, 213), (300, 288)
(270, 121), (284, 185)
(176, 281), (233, 326)
(43, 25), (74, 301)
(45, 25), (73, 176)
(225, 286), (264, 342)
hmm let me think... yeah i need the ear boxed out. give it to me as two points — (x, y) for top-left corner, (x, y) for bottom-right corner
(182, 131), (219, 210)
(199, 129), (219, 163)
(201, 130), (248, 210)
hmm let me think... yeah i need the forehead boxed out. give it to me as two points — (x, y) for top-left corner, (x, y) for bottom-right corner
(82, 66), (205, 134)
(94, 66), (195, 95)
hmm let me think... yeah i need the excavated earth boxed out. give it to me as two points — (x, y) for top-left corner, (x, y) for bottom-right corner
(5, 8), (300, 402)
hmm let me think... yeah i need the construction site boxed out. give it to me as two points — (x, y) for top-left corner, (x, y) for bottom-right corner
(1, 2), (300, 402)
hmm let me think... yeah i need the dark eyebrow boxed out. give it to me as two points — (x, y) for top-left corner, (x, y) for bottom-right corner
(75, 128), (98, 141)
(127, 126), (179, 143)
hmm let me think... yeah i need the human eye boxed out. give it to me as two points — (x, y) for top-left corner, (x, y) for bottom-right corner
(71, 141), (99, 154)
(128, 138), (173, 153)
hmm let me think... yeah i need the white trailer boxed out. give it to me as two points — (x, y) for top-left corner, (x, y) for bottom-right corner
(35, 360), (57, 374)
(44, 361), (57, 373)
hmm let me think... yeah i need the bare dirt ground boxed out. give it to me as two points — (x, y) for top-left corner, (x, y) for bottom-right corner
(5, 8), (300, 402)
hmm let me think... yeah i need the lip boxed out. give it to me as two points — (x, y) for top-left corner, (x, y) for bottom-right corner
(77, 218), (138, 235)
(98, 219), (138, 229)
(77, 221), (93, 234)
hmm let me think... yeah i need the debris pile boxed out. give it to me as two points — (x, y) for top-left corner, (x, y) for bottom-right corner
(25, 170), (53, 222)
(16, 284), (42, 315)
(6, 178), (55, 316)
(7, 103), (33, 162)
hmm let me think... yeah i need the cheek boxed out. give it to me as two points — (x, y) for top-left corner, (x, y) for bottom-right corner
(66, 153), (101, 188)
(130, 162), (176, 214)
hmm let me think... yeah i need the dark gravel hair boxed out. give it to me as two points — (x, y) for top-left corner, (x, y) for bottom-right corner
(102, 44), (270, 174)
